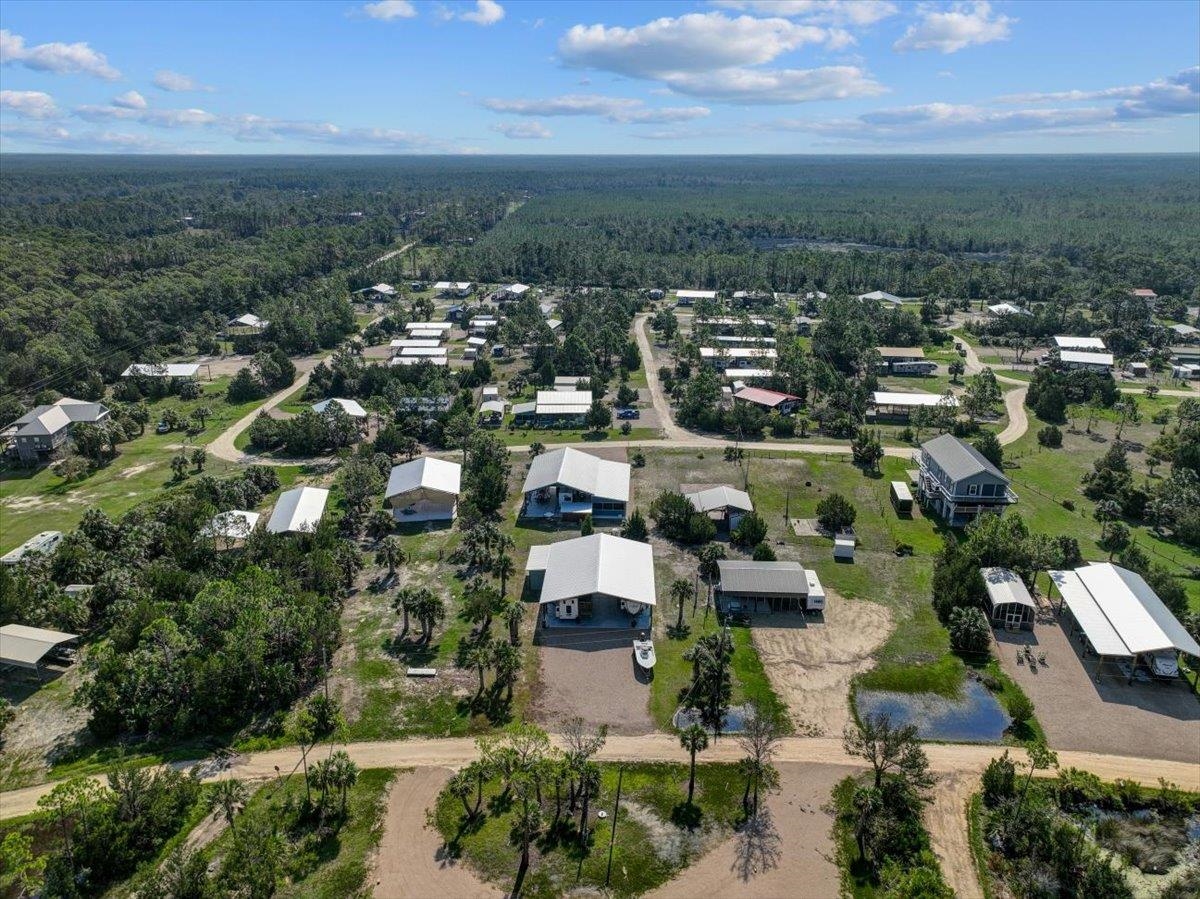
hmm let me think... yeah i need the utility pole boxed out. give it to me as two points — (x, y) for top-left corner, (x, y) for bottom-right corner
(605, 766), (624, 887)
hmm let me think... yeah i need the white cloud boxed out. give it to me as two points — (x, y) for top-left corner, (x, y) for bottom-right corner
(710, 1), (897, 26)
(153, 69), (213, 92)
(0, 29), (120, 80)
(559, 12), (838, 78)
(361, 0), (417, 20)
(664, 65), (885, 104)
(483, 94), (711, 123)
(228, 114), (469, 151)
(74, 101), (217, 128)
(448, 1), (505, 26)
(999, 67), (1200, 119)
(557, 12), (882, 104)
(491, 120), (552, 139)
(894, 2), (1013, 54)
(113, 90), (148, 109)
(1, 123), (173, 152)
(0, 89), (60, 119)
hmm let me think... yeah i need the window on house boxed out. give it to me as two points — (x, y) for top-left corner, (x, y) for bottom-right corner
(968, 484), (979, 496)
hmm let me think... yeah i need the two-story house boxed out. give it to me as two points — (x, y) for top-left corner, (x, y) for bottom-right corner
(916, 434), (1016, 526)
(4, 398), (110, 464)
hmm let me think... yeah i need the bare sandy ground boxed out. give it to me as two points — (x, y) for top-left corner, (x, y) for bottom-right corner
(534, 643), (655, 735)
(649, 762), (852, 899)
(925, 771), (983, 899)
(370, 767), (499, 899)
(751, 591), (894, 737)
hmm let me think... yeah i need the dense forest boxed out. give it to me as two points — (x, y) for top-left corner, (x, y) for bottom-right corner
(3, 154), (1197, 407)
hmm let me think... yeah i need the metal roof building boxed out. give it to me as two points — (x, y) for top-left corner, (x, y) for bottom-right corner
(0, 624), (80, 671)
(921, 433), (1006, 482)
(266, 486), (329, 534)
(201, 510), (260, 541)
(527, 534), (656, 608)
(121, 363), (201, 378)
(716, 560), (820, 612)
(312, 398), (368, 418)
(1053, 335), (1106, 350)
(385, 457), (461, 522)
(686, 485), (753, 514)
(981, 567), (1036, 630)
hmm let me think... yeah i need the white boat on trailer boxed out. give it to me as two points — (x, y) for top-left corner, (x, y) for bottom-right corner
(633, 634), (656, 670)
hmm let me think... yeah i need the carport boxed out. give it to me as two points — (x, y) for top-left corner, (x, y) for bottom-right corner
(0, 623), (80, 675)
(1047, 564), (1200, 683)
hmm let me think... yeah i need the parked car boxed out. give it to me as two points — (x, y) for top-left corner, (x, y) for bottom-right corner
(616, 408), (640, 420)
(155, 421), (171, 434)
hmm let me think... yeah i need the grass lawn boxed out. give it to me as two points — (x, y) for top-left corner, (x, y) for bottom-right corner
(433, 761), (744, 899)
(0, 377), (268, 552)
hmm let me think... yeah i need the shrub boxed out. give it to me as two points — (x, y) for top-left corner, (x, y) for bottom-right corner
(816, 492), (856, 533)
(769, 415), (795, 438)
(1006, 690), (1035, 729)
(981, 753), (1016, 807)
(1037, 424), (1063, 448)
(751, 542), (776, 561)
(948, 606), (990, 653)
(1061, 499), (1075, 512)
(731, 512), (768, 548)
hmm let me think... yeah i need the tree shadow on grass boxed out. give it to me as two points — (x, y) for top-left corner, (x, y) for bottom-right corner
(670, 801), (703, 830)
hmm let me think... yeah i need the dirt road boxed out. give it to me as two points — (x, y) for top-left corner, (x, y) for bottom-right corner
(369, 767), (498, 899)
(206, 360), (323, 464)
(995, 385), (1029, 446)
(925, 771), (983, 899)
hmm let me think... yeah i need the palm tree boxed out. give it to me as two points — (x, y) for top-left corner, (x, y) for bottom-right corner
(679, 724), (709, 805)
(375, 537), (407, 579)
(193, 405), (212, 428)
(670, 578), (691, 632)
(327, 751), (359, 815)
(367, 509), (394, 543)
(392, 586), (419, 638)
(414, 591), (446, 644)
(447, 769), (476, 819)
(491, 641), (521, 702)
(494, 552), (516, 598)
(504, 599), (523, 647)
(209, 778), (248, 832)
(465, 640), (492, 698)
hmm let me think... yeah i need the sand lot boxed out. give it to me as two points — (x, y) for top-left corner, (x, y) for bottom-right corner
(533, 641), (655, 735)
(649, 762), (851, 899)
(995, 604), (1200, 765)
(751, 590), (894, 737)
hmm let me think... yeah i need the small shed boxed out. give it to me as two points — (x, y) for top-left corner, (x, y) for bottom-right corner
(833, 536), (855, 561)
(981, 567), (1036, 630)
(890, 481), (913, 515)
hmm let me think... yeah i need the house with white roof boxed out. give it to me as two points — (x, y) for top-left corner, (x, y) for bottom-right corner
(1057, 350), (1114, 372)
(525, 534), (655, 629)
(521, 447), (630, 521)
(499, 283), (530, 301)
(358, 283), (396, 299)
(312, 398), (368, 419)
(1053, 335), (1106, 351)
(266, 486), (329, 534)
(405, 321), (453, 334)
(514, 390), (593, 426)
(858, 290), (905, 305)
(981, 567), (1036, 631)
(385, 457), (461, 522)
(227, 313), (269, 332)
(433, 281), (474, 297)
(699, 347), (778, 369)
(121, 363), (201, 378)
(685, 485), (753, 532)
(987, 303), (1031, 317)
(871, 391), (958, 420)
(201, 510), (260, 546)
(3, 398), (110, 464)
(1047, 562), (1200, 680)
(674, 289), (718, 306)
(1, 531), (64, 566)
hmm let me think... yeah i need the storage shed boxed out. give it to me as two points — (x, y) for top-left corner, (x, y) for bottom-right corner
(890, 480), (913, 515)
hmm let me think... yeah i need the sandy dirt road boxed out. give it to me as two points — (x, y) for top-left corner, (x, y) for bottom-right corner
(206, 359), (324, 464)
(925, 770), (983, 899)
(369, 767), (498, 899)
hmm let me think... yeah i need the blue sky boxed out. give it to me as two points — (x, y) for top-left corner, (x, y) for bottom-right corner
(1, 0), (1197, 153)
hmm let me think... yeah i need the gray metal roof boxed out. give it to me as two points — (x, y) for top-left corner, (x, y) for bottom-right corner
(717, 560), (808, 596)
(920, 434), (1008, 483)
(981, 567), (1035, 609)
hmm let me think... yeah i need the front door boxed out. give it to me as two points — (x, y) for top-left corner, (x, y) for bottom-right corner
(1005, 607), (1024, 630)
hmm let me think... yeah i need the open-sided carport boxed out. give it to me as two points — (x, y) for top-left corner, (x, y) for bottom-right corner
(0, 623), (80, 675)
(1047, 563), (1200, 683)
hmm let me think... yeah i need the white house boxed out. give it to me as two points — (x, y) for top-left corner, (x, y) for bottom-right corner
(1058, 350), (1114, 372)
(312, 398), (368, 419)
(201, 510), (260, 544)
(499, 283), (530, 301)
(1053, 335), (1106, 351)
(858, 290), (905, 305)
(359, 283), (396, 299)
(526, 534), (655, 628)
(685, 485), (753, 532)
(521, 447), (630, 521)
(266, 487), (329, 534)
(227, 313), (269, 332)
(987, 303), (1031, 317)
(715, 560), (823, 613)
(674, 289), (718, 306)
(433, 281), (474, 297)
(122, 363), (201, 378)
(385, 457), (461, 522)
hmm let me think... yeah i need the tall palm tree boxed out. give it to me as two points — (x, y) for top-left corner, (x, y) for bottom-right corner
(504, 599), (523, 647)
(327, 751), (359, 815)
(679, 724), (709, 805)
(209, 778), (248, 832)
(494, 552), (516, 598)
(465, 641), (492, 698)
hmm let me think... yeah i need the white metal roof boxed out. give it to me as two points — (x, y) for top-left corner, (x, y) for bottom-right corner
(390, 356), (448, 367)
(686, 485), (754, 514)
(988, 303), (1030, 315)
(0, 624), (80, 669)
(1, 531), (64, 564)
(391, 338), (442, 349)
(386, 457), (461, 500)
(1054, 335), (1106, 350)
(201, 510), (260, 540)
(525, 543), (553, 573)
(890, 480), (913, 502)
(698, 316), (768, 327)
(479, 400), (506, 415)
(400, 346), (449, 357)
(122, 363), (201, 378)
(522, 447), (631, 501)
(405, 321), (453, 332)
(700, 347), (777, 359)
(725, 368), (774, 379)
(981, 567), (1036, 610)
(858, 290), (904, 304)
(433, 281), (472, 290)
(266, 486), (329, 534)
(537, 390), (592, 407)
(536, 534), (656, 607)
(1060, 350), (1114, 367)
(228, 313), (268, 329)
(504, 283), (530, 294)
(367, 282), (396, 295)
(312, 398), (367, 418)
(1050, 564), (1200, 658)
(467, 337), (487, 347)
(674, 289), (717, 299)
(873, 391), (958, 408)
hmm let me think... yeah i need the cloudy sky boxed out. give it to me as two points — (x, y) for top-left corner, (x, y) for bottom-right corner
(1, 0), (1197, 153)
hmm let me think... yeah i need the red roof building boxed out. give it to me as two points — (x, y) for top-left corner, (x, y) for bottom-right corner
(733, 386), (800, 411)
